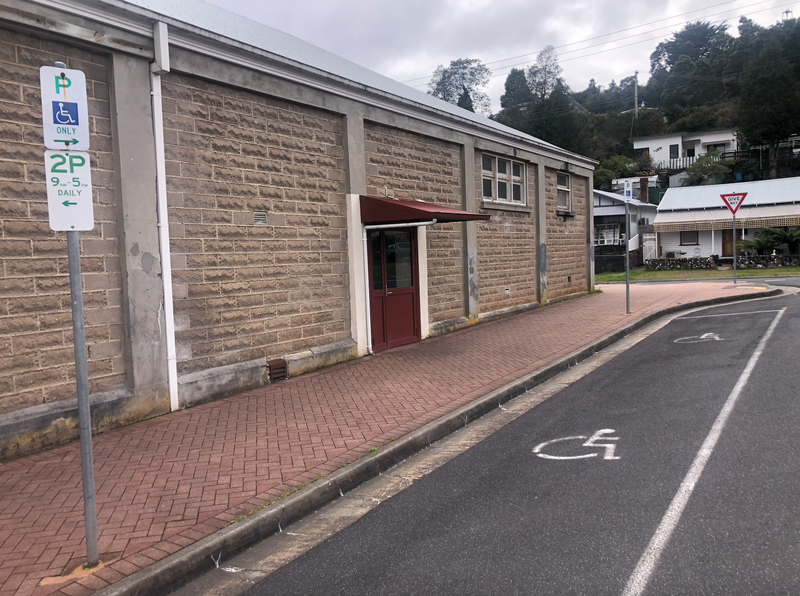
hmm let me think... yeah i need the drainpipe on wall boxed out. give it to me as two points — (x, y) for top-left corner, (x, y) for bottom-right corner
(362, 220), (436, 355)
(150, 22), (179, 412)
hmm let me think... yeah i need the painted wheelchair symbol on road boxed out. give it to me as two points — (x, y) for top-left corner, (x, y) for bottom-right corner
(674, 332), (723, 344)
(533, 429), (621, 460)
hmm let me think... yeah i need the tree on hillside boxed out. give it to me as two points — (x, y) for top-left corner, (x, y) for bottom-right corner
(651, 22), (732, 124)
(500, 68), (534, 109)
(738, 42), (800, 178)
(428, 58), (491, 116)
(684, 149), (731, 185)
(650, 21), (730, 76)
(526, 45), (563, 100)
(456, 86), (475, 112)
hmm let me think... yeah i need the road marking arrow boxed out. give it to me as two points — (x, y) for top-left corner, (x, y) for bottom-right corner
(62, 200), (77, 207)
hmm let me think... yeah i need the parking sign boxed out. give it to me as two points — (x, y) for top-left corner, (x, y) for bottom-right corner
(45, 150), (94, 231)
(40, 66), (90, 151)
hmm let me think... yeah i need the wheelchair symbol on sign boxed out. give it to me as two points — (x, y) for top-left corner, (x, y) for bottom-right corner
(533, 429), (621, 460)
(53, 101), (78, 125)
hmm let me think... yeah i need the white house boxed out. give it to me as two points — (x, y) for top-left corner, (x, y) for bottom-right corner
(633, 129), (739, 170)
(653, 178), (800, 258)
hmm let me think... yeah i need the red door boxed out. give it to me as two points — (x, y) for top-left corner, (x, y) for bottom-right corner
(368, 229), (420, 351)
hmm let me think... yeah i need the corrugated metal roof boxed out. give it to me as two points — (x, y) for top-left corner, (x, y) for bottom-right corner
(658, 178), (800, 211)
(116, 0), (587, 161)
(655, 203), (800, 224)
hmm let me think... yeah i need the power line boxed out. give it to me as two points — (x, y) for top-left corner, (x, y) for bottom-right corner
(401, 0), (756, 84)
(407, 0), (788, 90)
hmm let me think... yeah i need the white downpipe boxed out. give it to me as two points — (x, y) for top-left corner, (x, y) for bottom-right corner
(150, 23), (179, 412)
(362, 220), (436, 355)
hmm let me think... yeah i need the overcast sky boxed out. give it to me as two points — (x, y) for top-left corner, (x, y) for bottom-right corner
(206, 0), (793, 113)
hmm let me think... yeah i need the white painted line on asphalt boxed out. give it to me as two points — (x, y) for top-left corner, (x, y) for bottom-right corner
(680, 309), (783, 319)
(621, 307), (786, 596)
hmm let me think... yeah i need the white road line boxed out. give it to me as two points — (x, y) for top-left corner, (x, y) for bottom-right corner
(680, 309), (782, 319)
(621, 308), (786, 596)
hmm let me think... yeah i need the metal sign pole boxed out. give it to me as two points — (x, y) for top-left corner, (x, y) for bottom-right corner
(625, 200), (631, 314)
(733, 212), (737, 284)
(67, 231), (99, 567)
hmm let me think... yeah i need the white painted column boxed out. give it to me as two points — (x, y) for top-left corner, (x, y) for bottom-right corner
(418, 226), (430, 338)
(346, 194), (368, 356)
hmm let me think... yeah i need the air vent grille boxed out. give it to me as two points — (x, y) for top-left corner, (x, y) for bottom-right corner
(268, 359), (288, 382)
(253, 211), (268, 226)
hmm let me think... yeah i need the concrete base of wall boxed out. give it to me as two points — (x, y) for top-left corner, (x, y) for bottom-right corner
(178, 359), (270, 409)
(478, 301), (541, 323)
(285, 338), (358, 377)
(178, 339), (360, 409)
(427, 316), (476, 337)
(0, 388), (169, 462)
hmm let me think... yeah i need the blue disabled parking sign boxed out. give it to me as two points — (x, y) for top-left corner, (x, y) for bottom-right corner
(52, 101), (79, 126)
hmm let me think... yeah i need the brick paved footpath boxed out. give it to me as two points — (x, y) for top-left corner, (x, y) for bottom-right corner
(0, 282), (769, 595)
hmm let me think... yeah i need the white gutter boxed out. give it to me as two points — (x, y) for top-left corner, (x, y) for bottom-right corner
(149, 22), (179, 412)
(362, 220), (437, 355)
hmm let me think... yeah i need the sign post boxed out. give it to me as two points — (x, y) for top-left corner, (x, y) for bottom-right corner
(625, 199), (631, 314)
(41, 63), (98, 568)
(721, 193), (747, 284)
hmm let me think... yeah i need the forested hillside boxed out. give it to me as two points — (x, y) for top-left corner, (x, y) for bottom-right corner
(429, 17), (800, 185)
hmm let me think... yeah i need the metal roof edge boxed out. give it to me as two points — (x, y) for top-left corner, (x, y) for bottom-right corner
(33, 0), (596, 168)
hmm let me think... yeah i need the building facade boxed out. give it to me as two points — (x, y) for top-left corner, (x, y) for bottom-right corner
(633, 129), (739, 170)
(0, 0), (595, 459)
(654, 178), (800, 258)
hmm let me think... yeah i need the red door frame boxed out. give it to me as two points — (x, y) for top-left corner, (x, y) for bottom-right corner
(368, 228), (421, 352)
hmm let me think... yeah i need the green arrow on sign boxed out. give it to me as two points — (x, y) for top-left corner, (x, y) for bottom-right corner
(62, 200), (77, 207)
(54, 138), (79, 146)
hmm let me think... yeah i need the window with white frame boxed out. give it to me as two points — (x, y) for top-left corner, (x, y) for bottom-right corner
(482, 155), (526, 204)
(557, 172), (571, 211)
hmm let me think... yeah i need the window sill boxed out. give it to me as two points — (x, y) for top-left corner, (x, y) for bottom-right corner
(481, 199), (533, 214)
(556, 208), (575, 218)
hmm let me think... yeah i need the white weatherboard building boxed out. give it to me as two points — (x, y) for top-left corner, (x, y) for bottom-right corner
(653, 178), (800, 258)
(633, 130), (739, 170)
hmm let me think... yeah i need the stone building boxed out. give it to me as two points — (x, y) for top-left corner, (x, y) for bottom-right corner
(0, 0), (595, 459)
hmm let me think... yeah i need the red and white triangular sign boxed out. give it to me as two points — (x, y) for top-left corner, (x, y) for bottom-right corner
(721, 192), (747, 215)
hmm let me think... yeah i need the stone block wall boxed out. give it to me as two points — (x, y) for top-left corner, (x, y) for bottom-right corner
(364, 123), (464, 323)
(0, 27), (124, 415)
(160, 72), (349, 374)
(474, 152), (538, 313)
(545, 169), (588, 298)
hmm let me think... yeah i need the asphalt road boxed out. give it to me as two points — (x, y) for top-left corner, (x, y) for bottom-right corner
(242, 291), (800, 596)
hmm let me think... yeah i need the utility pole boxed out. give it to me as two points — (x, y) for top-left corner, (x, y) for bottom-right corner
(634, 71), (639, 120)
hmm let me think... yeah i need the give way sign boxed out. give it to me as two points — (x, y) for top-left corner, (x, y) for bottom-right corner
(721, 192), (747, 215)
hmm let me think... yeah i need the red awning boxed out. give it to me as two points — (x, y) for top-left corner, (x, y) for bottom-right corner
(360, 195), (490, 225)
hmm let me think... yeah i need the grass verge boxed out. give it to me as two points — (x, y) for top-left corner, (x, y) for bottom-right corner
(596, 267), (800, 283)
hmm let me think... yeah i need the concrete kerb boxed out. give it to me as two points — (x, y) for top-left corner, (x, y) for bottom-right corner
(95, 287), (783, 596)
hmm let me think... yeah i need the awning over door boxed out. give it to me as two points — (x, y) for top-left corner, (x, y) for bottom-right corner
(360, 195), (491, 224)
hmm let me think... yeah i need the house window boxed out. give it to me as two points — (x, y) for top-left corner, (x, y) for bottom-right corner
(595, 224), (619, 246)
(557, 172), (571, 211)
(635, 148), (649, 158)
(482, 155), (526, 204)
(680, 231), (699, 245)
(686, 148), (695, 158)
(669, 144), (679, 159)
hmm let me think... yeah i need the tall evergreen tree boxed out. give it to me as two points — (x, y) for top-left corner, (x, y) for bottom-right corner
(428, 58), (491, 116)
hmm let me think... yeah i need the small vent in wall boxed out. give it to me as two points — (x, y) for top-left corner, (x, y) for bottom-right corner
(268, 359), (288, 382)
(253, 211), (268, 226)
